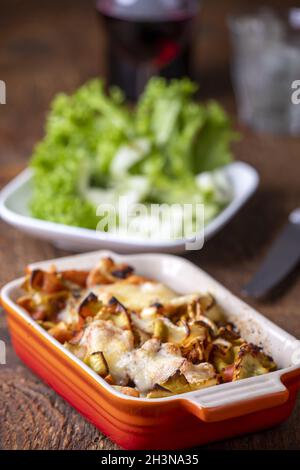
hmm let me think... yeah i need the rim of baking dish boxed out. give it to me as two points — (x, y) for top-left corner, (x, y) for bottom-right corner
(1, 250), (299, 407)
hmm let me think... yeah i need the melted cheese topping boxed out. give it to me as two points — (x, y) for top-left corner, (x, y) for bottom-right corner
(180, 361), (216, 384)
(57, 301), (79, 326)
(79, 319), (134, 383)
(118, 339), (185, 392)
(92, 281), (176, 311)
(131, 309), (189, 343)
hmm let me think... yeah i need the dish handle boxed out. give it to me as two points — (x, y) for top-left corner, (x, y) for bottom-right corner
(183, 373), (289, 422)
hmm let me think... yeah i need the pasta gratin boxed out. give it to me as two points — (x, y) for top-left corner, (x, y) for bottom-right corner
(17, 257), (277, 398)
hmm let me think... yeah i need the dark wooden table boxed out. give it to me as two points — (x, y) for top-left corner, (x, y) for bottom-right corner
(1, 0), (300, 450)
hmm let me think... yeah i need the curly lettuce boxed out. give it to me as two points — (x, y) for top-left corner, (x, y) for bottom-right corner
(30, 78), (237, 234)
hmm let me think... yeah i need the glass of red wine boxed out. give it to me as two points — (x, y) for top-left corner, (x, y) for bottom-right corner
(96, 0), (200, 100)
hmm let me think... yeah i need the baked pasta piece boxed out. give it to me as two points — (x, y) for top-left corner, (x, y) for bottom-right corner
(17, 257), (277, 398)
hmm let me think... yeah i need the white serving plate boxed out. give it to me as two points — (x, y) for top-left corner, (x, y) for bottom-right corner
(2, 250), (299, 412)
(0, 161), (259, 253)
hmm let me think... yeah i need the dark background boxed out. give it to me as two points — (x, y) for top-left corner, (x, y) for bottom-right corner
(0, 0), (300, 450)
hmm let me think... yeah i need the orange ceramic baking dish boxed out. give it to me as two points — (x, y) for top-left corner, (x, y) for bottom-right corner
(1, 250), (300, 450)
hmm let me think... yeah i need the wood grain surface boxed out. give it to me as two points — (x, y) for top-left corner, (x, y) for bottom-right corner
(0, 0), (300, 450)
